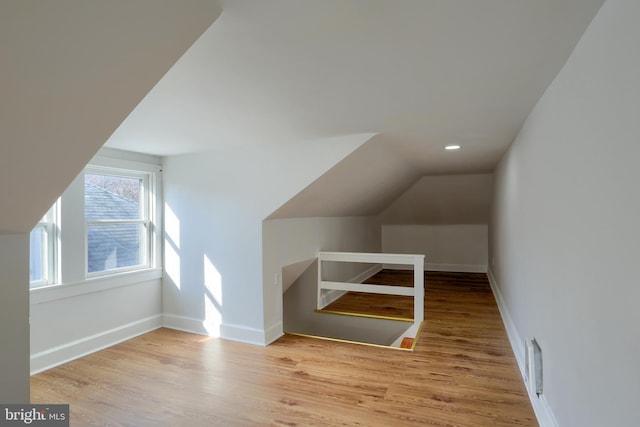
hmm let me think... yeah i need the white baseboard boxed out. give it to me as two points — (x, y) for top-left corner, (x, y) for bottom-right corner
(162, 313), (212, 336)
(163, 314), (282, 347)
(487, 269), (558, 427)
(426, 263), (487, 273)
(264, 321), (284, 345)
(30, 314), (162, 375)
(220, 322), (267, 346)
(534, 395), (559, 427)
(383, 263), (486, 273)
(486, 269), (524, 366)
(319, 263), (383, 308)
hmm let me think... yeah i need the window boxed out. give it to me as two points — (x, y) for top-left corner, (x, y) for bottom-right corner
(29, 202), (58, 288)
(29, 150), (162, 300)
(84, 168), (153, 276)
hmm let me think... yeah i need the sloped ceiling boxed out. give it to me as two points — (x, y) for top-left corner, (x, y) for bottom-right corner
(268, 134), (421, 219)
(102, 0), (604, 218)
(107, 0), (604, 171)
(379, 174), (494, 224)
(0, 0), (222, 233)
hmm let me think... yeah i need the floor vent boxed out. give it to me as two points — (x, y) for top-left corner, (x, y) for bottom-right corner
(525, 338), (543, 397)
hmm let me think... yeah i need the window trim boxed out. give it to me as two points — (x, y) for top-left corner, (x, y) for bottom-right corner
(29, 149), (163, 303)
(30, 267), (163, 305)
(30, 201), (59, 289)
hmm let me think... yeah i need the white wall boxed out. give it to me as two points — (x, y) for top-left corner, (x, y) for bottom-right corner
(29, 149), (164, 374)
(382, 224), (487, 272)
(263, 216), (381, 337)
(0, 233), (30, 402)
(0, 2), (220, 396)
(30, 278), (162, 374)
(380, 174), (492, 272)
(490, 1), (639, 425)
(162, 134), (373, 345)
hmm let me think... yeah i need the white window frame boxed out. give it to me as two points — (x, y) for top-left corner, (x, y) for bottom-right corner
(30, 201), (59, 289)
(84, 166), (156, 278)
(30, 149), (163, 304)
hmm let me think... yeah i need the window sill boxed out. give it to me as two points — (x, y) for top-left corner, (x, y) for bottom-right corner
(30, 268), (163, 305)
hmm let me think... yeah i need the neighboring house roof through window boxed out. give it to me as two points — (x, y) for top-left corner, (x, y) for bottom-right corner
(85, 182), (142, 273)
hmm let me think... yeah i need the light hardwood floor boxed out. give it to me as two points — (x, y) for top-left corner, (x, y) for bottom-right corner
(31, 271), (537, 426)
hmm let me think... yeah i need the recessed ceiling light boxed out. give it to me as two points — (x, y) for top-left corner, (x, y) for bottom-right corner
(445, 145), (461, 150)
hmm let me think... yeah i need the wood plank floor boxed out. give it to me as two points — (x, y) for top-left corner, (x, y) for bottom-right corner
(31, 271), (537, 426)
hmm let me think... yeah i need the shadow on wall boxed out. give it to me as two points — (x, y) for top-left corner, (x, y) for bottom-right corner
(164, 202), (223, 336)
(282, 258), (315, 293)
(283, 259), (410, 346)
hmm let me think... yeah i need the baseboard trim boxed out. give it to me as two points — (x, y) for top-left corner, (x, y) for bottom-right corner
(535, 395), (559, 427)
(163, 314), (279, 347)
(486, 269), (524, 366)
(30, 314), (162, 375)
(264, 321), (284, 345)
(487, 269), (558, 427)
(220, 323), (266, 346)
(426, 263), (487, 273)
(162, 313), (212, 336)
(384, 263), (487, 273)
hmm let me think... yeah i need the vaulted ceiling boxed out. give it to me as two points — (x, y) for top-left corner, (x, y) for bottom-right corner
(107, 0), (604, 176)
(1, 0), (606, 232)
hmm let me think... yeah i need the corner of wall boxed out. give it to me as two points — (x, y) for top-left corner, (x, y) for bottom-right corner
(220, 323), (273, 346)
(264, 321), (284, 345)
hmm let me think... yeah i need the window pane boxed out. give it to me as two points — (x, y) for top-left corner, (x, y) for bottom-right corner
(30, 227), (46, 282)
(87, 223), (147, 273)
(85, 174), (142, 220)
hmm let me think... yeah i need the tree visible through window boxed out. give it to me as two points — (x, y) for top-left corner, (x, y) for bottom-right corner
(85, 170), (151, 275)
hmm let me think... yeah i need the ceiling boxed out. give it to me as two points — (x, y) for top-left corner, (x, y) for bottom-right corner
(0, 0), (221, 233)
(106, 0), (604, 174)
